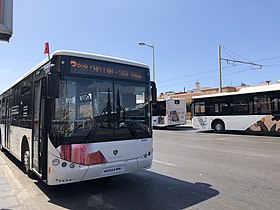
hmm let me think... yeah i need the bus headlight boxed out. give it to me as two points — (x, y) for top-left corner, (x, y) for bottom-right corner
(52, 159), (60, 166)
(69, 163), (75, 169)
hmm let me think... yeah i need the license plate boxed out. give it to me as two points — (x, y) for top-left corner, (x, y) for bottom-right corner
(102, 166), (123, 174)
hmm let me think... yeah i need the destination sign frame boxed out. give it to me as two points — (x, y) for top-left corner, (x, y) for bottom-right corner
(67, 57), (148, 82)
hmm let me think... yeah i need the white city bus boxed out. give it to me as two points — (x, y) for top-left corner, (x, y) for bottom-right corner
(0, 50), (156, 185)
(192, 84), (280, 134)
(152, 98), (186, 128)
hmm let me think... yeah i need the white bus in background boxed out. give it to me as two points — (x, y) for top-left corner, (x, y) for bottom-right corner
(152, 98), (186, 128)
(192, 84), (280, 134)
(0, 50), (156, 185)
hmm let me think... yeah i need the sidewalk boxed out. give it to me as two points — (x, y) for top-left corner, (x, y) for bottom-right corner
(0, 153), (24, 209)
(0, 152), (34, 210)
(0, 152), (55, 210)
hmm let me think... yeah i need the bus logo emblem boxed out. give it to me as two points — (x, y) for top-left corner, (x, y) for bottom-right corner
(113, 150), (118, 155)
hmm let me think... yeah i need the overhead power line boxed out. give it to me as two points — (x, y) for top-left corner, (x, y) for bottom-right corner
(158, 63), (280, 90)
(221, 46), (253, 63)
(157, 54), (280, 85)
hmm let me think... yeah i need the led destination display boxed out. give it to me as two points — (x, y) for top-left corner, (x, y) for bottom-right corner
(70, 58), (147, 82)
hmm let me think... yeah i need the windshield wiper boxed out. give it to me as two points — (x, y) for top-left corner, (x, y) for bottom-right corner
(116, 89), (126, 128)
(97, 88), (112, 126)
(85, 123), (101, 143)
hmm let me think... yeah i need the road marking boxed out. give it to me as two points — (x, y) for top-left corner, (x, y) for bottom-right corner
(153, 159), (177, 167)
(247, 153), (274, 158)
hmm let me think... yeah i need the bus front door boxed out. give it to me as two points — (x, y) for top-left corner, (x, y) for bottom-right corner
(32, 80), (44, 175)
(4, 96), (11, 150)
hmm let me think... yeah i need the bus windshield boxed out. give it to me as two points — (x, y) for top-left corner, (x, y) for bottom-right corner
(50, 77), (151, 147)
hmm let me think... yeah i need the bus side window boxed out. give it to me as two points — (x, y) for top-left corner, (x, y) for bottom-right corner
(254, 96), (271, 114)
(270, 96), (279, 114)
(195, 101), (205, 115)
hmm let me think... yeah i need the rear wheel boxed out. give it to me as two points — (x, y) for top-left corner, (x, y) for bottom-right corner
(0, 130), (5, 152)
(23, 150), (33, 177)
(0, 142), (4, 152)
(213, 120), (225, 132)
(0, 143), (3, 152)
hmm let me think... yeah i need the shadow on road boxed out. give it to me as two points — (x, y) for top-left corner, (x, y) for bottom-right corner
(34, 171), (219, 210)
(2, 144), (218, 210)
(199, 129), (280, 137)
(153, 126), (193, 131)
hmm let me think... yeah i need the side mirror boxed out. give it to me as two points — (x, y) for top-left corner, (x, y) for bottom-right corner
(47, 71), (59, 98)
(150, 81), (157, 103)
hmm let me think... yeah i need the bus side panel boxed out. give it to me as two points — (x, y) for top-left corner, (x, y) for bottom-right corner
(8, 126), (32, 161)
(192, 116), (211, 130)
(219, 115), (280, 132)
(193, 115), (267, 131)
(221, 115), (266, 130)
(247, 115), (280, 132)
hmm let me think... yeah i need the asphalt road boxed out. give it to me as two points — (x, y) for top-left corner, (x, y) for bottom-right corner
(1, 129), (280, 210)
(153, 129), (280, 210)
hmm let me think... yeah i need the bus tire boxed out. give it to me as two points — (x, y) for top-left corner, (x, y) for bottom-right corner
(0, 129), (5, 152)
(23, 150), (33, 177)
(0, 141), (3, 152)
(21, 139), (33, 177)
(213, 120), (225, 132)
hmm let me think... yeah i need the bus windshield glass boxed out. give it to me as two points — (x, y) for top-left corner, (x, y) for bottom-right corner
(50, 77), (150, 147)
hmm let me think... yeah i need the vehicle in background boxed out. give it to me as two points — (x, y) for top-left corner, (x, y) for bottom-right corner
(192, 84), (280, 135)
(152, 98), (186, 128)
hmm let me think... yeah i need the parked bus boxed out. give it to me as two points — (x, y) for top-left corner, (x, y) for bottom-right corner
(152, 98), (186, 127)
(192, 84), (280, 134)
(0, 50), (156, 185)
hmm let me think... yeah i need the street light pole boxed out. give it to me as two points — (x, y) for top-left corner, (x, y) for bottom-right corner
(139, 42), (155, 82)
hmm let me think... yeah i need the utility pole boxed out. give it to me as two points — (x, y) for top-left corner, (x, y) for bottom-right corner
(217, 45), (262, 93)
(218, 45), (222, 93)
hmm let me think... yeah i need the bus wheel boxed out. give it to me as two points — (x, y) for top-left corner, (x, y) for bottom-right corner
(213, 121), (225, 132)
(0, 142), (4, 152)
(0, 130), (5, 152)
(23, 150), (33, 177)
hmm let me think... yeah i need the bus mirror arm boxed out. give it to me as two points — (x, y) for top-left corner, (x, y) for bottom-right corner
(150, 81), (157, 103)
(47, 72), (59, 98)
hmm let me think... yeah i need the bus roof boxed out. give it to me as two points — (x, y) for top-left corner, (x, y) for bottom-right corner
(157, 97), (185, 101)
(1, 50), (149, 94)
(53, 50), (149, 69)
(192, 83), (280, 100)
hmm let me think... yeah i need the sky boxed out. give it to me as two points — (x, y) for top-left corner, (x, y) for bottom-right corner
(1, 0), (280, 94)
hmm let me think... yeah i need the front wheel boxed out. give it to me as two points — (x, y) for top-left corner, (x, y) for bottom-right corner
(213, 121), (225, 132)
